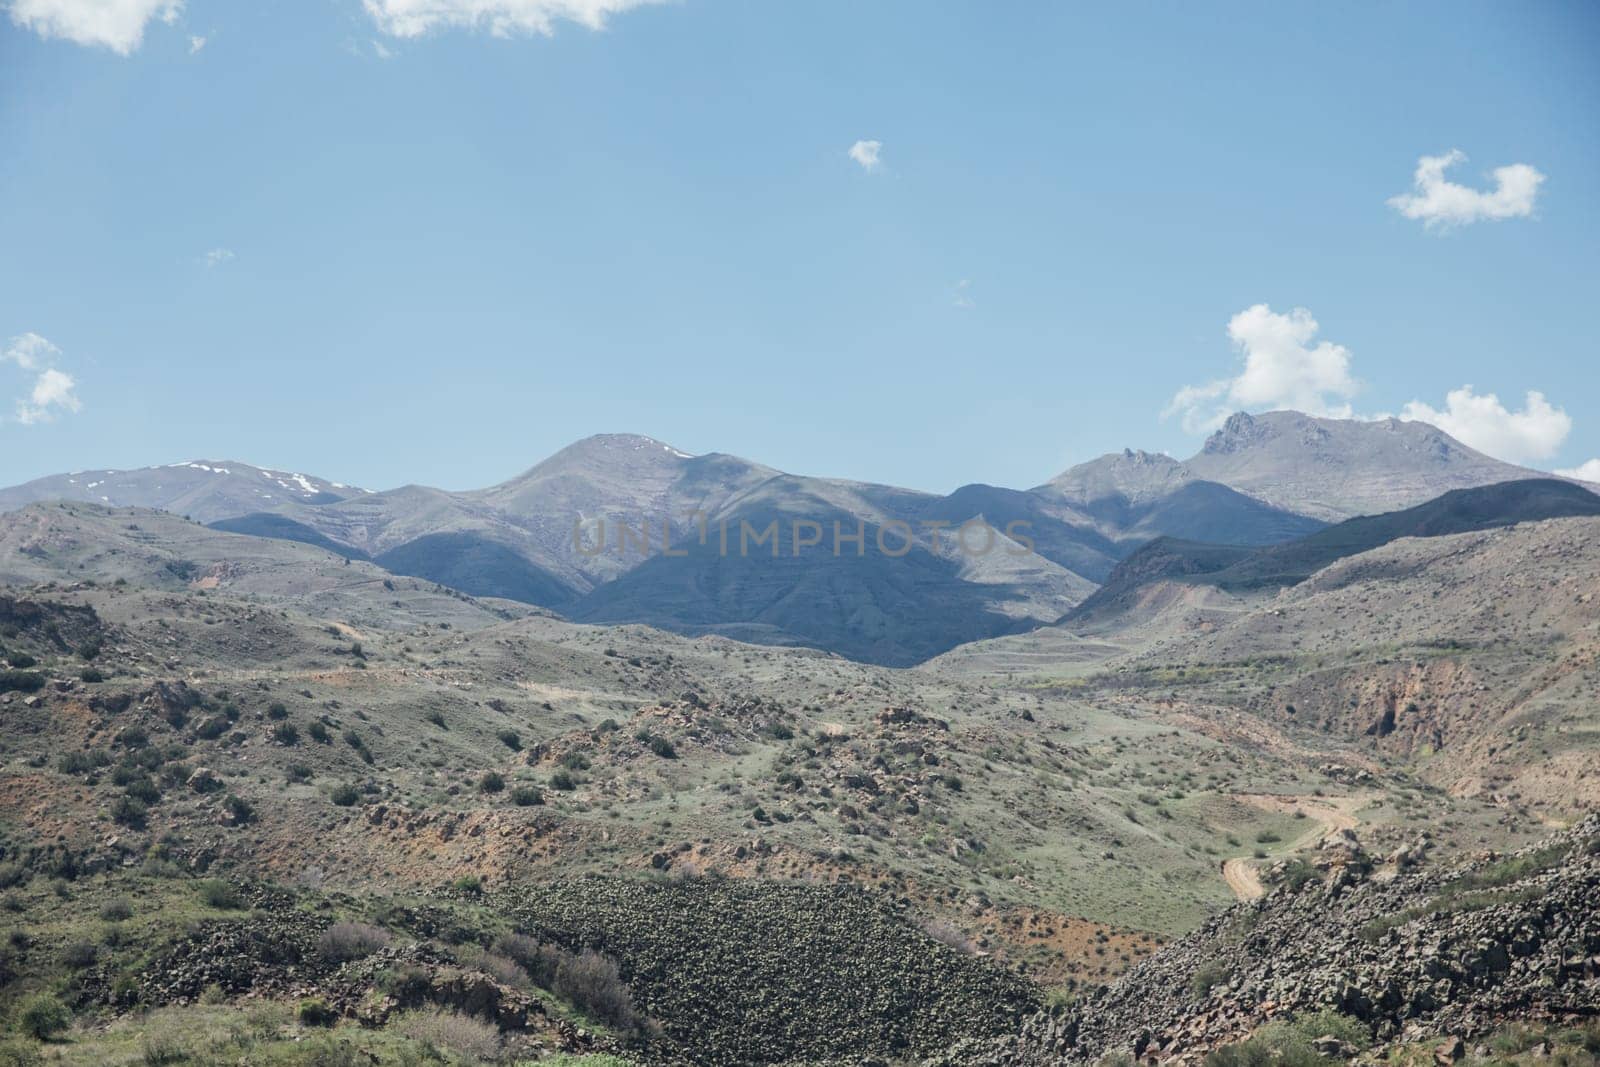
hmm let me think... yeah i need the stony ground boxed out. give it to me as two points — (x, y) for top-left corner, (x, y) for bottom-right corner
(1, 512), (1595, 1064)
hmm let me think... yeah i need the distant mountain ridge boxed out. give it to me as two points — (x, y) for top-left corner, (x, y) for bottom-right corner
(0, 460), (366, 524)
(1068, 477), (1600, 626)
(0, 412), (1572, 664)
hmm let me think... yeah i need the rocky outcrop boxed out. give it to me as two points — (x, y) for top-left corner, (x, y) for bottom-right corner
(929, 815), (1600, 1065)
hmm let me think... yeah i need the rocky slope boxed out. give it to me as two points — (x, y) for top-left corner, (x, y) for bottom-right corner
(1184, 411), (1540, 521)
(931, 814), (1600, 1065)
(1066, 478), (1600, 626)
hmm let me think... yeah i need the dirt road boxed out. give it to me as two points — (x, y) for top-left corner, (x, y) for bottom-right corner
(1220, 793), (1365, 901)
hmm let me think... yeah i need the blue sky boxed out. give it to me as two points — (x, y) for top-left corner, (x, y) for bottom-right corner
(3, 1), (1597, 493)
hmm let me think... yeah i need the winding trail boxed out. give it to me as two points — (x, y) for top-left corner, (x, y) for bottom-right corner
(1221, 857), (1264, 899)
(1219, 793), (1365, 901)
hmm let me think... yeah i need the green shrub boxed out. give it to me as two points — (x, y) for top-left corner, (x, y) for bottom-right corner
(111, 795), (148, 828)
(15, 994), (69, 1040)
(1203, 1012), (1368, 1067)
(453, 874), (483, 895)
(394, 1008), (501, 1062)
(99, 897), (134, 922)
(79, 667), (105, 684)
(62, 939), (98, 969)
(343, 730), (373, 764)
(308, 721), (331, 744)
(297, 996), (337, 1027)
(271, 722), (299, 745)
(497, 729), (521, 751)
(57, 749), (112, 775)
(267, 702), (288, 720)
(1189, 961), (1231, 998)
(140, 1033), (187, 1065)
(330, 784), (360, 807)
(197, 879), (242, 909)
(511, 785), (543, 807)
(479, 771), (505, 794)
(550, 771), (577, 791)
(223, 794), (254, 824)
(649, 736), (677, 759)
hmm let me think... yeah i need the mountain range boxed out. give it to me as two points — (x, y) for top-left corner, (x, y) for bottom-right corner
(1, 410), (1584, 664)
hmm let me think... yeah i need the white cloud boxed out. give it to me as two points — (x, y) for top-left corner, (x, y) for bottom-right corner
(8, 0), (181, 54)
(952, 279), (974, 310)
(372, 39), (395, 59)
(848, 139), (882, 173)
(1, 331), (59, 372)
(201, 248), (234, 268)
(1163, 304), (1360, 433)
(1388, 149), (1545, 230)
(363, 0), (662, 38)
(16, 368), (81, 425)
(1556, 459), (1600, 484)
(187, 32), (203, 52)
(1400, 387), (1571, 463)
(3, 333), (81, 426)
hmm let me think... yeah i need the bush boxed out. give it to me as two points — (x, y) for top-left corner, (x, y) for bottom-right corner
(308, 721), (331, 744)
(15, 994), (69, 1040)
(5, 653), (37, 670)
(649, 736), (677, 759)
(550, 770), (577, 791)
(551, 948), (647, 1033)
(57, 749), (112, 775)
(0, 671), (44, 695)
(330, 783), (360, 807)
(343, 730), (373, 764)
(297, 997), (337, 1027)
(1189, 961), (1231, 998)
(394, 1008), (502, 1062)
(62, 939), (98, 969)
(79, 667), (105, 684)
(267, 702), (288, 720)
(511, 785), (543, 807)
(318, 921), (391, 963)
(1277, 858), (1322, 892)
(271, 722), (300, 745)
(425, 710), (446, 728)
(140, 1033), (187, 1065)
(99, 897), (134, 922)
(111, 795), (148, 828)
(453, 874), (483, 896)
(223, 794), (254, 824)
(1203, 1012), (1369, 1067)
(478, 771), (505, 794)
(198, 879), (242, 909)
(193, 716), (228, 741)
(376, 965), (432, 1002)
(497, 729), (521, 751)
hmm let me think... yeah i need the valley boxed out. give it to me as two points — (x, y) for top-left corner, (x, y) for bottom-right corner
(0, 414), (1595, 1064)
